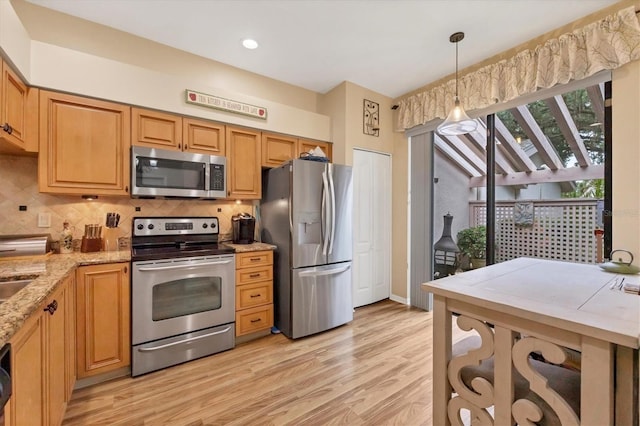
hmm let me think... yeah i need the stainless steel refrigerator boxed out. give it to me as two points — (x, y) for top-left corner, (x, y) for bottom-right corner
(261, 159), (353, 339)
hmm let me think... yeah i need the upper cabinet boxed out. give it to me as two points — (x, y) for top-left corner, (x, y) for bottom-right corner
(0, 60), (38, 155)
(132, 107), (182, 151)
(133, 108), (226, 156)
(226, 126), (261, 199)
(39, 90), (131, 196)
(299, 139), (332, 161)
(183, 117), (225, 155)
(261, 132), (298, 168)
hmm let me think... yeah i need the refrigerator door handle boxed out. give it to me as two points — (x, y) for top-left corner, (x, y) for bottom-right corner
(298, 263), (351, 277)
(321, 168), (330, 255)
(327, 163), (336, 255)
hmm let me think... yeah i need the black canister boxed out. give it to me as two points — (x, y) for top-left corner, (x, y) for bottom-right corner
(232, 213), (255, 244)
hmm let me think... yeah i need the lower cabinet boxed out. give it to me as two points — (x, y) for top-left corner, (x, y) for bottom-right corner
(8, 273), (75, 426)
(76, 263), (130, 378)
(235, 251), (274, 336)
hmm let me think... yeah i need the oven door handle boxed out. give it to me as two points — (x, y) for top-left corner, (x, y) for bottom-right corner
(137, 260), (233, 271)
(137, 326), (232, 352)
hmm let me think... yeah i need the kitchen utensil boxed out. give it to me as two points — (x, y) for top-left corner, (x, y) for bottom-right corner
(599, 249), (640, 274)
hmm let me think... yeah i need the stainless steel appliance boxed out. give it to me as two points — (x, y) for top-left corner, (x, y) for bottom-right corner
(261, 159), (353, 339)
(130, 217), (235, 376)
(232, 213), (255, 244)
(0, 235), (51, 258)
(131, 146), (226, 199)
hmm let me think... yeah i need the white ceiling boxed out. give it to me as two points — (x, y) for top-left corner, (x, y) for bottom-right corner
(25, 0), (619, 98)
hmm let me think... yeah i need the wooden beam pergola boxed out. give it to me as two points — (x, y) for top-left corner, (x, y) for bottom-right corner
(433, 136), (481, 177)
(510, 105), (564, 171)
(586, 83), (605, 127)
(492, 116), (537, 172)
(544, 95), (591, 168)
(437, 134), (486, 176)
(469, 164), (604, 188)
(464, 124), (514, 175)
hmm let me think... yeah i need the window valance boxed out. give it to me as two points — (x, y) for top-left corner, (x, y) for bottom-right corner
(396, 6), (640, 130)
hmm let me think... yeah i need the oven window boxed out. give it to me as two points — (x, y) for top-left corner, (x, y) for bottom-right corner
(136, 156), (206, 190)
(152, 276), (222, 321)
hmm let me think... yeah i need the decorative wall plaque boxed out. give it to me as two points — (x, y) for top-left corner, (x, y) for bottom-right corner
(514, 202), (534, 227)
(363, 99), (379, 136)
(186, 89), (267, 120)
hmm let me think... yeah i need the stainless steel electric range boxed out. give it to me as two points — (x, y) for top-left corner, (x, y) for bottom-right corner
(130, 217), (235, 377)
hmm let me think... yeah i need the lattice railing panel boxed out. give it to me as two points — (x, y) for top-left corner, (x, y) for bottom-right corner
(470, 200), (600, 264)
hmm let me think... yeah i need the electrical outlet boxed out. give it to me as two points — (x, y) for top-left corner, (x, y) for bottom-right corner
(37, 212), (51, 228)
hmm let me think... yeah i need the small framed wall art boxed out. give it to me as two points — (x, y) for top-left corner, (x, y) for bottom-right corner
(363, 99), (379, 137)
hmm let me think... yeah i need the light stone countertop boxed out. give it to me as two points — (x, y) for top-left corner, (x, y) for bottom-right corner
(222, 242), (277, 252)
(0, 250), (130, 348)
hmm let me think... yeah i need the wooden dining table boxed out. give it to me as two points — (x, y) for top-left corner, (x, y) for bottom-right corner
(422, 257), (640, 426)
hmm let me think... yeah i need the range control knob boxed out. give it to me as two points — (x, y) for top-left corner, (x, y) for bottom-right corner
(148, 224), (154, 230)
(137, 224), (144, 230)
(202, 223), (208, 229)
(211, 222), (217, 229)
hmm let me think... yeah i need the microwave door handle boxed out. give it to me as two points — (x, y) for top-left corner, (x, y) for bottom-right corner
(321, 169), (330, 256)
(137, 260), (233, 271)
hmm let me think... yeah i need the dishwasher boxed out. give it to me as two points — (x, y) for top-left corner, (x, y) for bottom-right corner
(0, 343), (11, 426)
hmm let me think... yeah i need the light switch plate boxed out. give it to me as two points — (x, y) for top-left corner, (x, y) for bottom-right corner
(37, 212), (51, 228)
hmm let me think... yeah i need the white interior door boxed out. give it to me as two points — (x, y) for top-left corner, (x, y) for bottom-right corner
(353, 149), (391, 307)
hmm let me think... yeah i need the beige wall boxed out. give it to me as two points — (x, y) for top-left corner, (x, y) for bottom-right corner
(612, 60), (640, 257)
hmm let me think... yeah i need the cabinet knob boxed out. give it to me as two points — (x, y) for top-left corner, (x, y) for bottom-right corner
(178, 143), (181, 149)
(124, 266), (128, 274)
(1, 123), (12, 135)
(184, 144), (188, 150)
(125, 186), (129, 193)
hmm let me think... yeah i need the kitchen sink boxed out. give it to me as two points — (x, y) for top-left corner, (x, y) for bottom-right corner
(0, 279), (33, 304)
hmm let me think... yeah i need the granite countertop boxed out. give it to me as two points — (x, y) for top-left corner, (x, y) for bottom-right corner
(222, 242), (277, 252)
(0, 250), (130, 347)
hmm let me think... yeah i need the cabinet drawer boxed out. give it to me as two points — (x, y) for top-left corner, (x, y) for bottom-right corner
(236, 251), (273, 269)
(236, 265), (273, 286)
(236, 281), (273, 310)
(236, 304), (273, 336)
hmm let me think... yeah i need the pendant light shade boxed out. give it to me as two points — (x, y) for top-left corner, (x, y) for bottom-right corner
(437, 32), (477, 136)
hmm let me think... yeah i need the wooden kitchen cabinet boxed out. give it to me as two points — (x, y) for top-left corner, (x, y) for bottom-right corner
(226, 126), (262, 199)
(8, 307), (45, 425)
(132, 107), (182, 150)
(76, 263), (130, 378)
(261, 132), (298, 168)
(183, 117), (225, 155)
(0, 59), (38, 154)
(235, 251), (274, 336)
(39, 90), (131, 196)
(8, 274), (74, 426)
(299, 138), (332, 162)
(45, 278), (69, 426)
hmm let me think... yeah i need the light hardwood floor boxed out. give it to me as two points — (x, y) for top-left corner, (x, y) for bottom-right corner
(63, 300), (464, 425)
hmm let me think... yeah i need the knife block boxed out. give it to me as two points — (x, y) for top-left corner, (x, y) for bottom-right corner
(81, 237), (102, 253)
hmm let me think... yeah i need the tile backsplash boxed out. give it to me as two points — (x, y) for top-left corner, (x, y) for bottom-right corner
(0, 155), (253, 244)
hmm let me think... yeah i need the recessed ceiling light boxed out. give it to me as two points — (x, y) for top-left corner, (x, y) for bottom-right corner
(242, 39), (259, 50)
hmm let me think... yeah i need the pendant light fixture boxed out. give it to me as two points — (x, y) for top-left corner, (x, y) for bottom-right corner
(437, 32), (478, 136)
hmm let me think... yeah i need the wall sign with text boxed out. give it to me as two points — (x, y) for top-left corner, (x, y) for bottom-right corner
(185, 89), (267, 120)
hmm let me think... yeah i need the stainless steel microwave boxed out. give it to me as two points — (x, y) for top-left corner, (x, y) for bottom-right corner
(131, 146), (226, 198)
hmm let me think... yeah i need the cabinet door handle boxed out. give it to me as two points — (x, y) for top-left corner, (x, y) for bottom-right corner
(184, 144), (188, 150)
(2, 123), (12, 135)
(178, 143), (181, 150)
(125, 186), (129, 193)
(250, 294), (261, 298)
(249, 273), (261, 278)
(124, 266), (128, 274)
(250, 318), (262, 323)
(250, 257), (261, 262)
(44, 300), (58, 315)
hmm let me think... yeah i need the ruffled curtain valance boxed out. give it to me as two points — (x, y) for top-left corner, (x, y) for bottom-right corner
(396, 6), (640, 130)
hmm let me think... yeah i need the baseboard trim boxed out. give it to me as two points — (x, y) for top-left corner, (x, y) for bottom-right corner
(389, 294), (408, 305)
